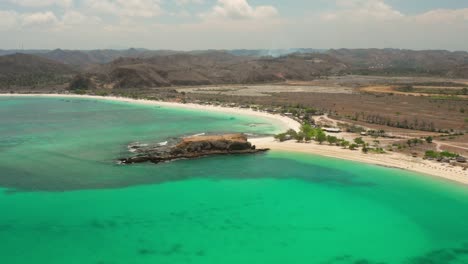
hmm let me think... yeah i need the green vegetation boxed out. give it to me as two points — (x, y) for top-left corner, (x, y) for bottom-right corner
(370, 148), (386, 154)
(298, 124), (326, 144)
(396, 84), (468, 96)
(424, 150), (459, 159)
(425, 150), (439, 159)
(406, 138), (424, 147)
(71, 89), (87, 95)
(440, 151), (459, 158)
(354, 137), (365, 146)
(326, 135), (338, 145)
(69, 75), (92, 90)
(340, 140), (350, 148)
(274, 129), (298, 142)
(367, 130), (386, 138)
(430, 95), (464, 101)
(349, 144), (359, 150)
(94, 91), (110, 97)
(362, 145), (369, 153)
(275, 126), (385, 154)
(425, 136), (433, 143)
(275, 125), (338, 146)
(295, 132), (305, 142)
(316, 131), (327, 144)
(0, 73), (71, 88)
(277, 105), (324, 123)
(343, 124), (366, 133)
(300, 124), (314, 136)
(396, 85), (414, 92)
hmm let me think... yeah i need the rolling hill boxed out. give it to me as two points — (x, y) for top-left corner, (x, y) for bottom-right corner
(0, 53), (75, 88)
(75, 52), (348, 89)
(2, 48), (468, 90)
(328, 49), (468, 78)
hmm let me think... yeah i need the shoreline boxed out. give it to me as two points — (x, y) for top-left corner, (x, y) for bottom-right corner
(250, 137), (468, 185)
(0, 93), (300, 133)
(1, 93), (467, 185)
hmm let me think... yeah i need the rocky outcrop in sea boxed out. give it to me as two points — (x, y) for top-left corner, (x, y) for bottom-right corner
(119, 133), (268, 164)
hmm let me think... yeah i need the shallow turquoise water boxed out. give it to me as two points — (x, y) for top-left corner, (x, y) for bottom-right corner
(1, 96), (468, 264)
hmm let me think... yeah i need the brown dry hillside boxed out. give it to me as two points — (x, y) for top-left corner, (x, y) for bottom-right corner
(328, 49), (468, 78)
(3, 48), (468, 90)
(37, 48), (181, 68)
(79, 49), (468, 90)
(0, 53), (75, 88)
(0, 53), (74, 75)
(80, 52), (348, 89)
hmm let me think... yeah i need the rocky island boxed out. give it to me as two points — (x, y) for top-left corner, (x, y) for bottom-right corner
(119, 133), (269, 164)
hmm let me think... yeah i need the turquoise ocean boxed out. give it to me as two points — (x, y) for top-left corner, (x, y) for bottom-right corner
(0, 96), (468, 264)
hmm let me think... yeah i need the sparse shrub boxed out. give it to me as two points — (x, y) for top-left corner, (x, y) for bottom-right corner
(341, 140), (350, 148)
(295, 132), (305, 142)
(315, 130), (326, 144)
(349, 144), (359, 150)
(326, 136), (338, 145)
(425, 151), (439, 159)
(362, 146), (369, 153)
(440, 151), (458, 158)
(354, 137), (365, 146)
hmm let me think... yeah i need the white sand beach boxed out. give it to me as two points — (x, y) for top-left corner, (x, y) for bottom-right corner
(250, 137), (468, 185)
(2, 93), (467, 185)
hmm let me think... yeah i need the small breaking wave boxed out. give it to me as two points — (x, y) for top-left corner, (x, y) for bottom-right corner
(158, 141), (168, 146)
(185, 133), (206, 138)
(247, 123), (269, 127)
(128, 142), (149, 153)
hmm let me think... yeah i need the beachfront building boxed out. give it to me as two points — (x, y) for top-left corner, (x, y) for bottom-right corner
(322, 127), (341, 133)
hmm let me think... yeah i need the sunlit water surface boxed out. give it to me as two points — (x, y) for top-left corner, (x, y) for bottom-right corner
(1, 97), (468, 264)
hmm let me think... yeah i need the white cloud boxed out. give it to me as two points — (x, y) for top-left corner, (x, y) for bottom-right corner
(414, 8), (468, 24)
(203, 0), (278, 20)
(21, 11), (59, 26)
(0, 9), (101, 32)
(2, 0), (468, 51)
(293, 1), (468, 51)
(61, 11), (101, 26)
(61, 11), (87, 24)
(0, 10), (18, 30)
(169, 10), (192, 18)
(175, 0), (204, 6)
(9, 0), (72, 7)
(86, 0), (162, 18)
(322, 0), (403, 21)
(321, 1), (468, 25)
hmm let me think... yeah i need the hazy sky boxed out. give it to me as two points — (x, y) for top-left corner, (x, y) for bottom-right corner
(1, 0), (468, 50)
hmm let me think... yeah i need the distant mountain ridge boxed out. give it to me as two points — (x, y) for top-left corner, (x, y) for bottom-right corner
(227, 48), (326, 57)
(329, 48), (468, 78)
(75, 52), (347, 89)
(0, 48), (326, 68)
(0, 48), (182, 68)
(1, 48), (468, 90)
